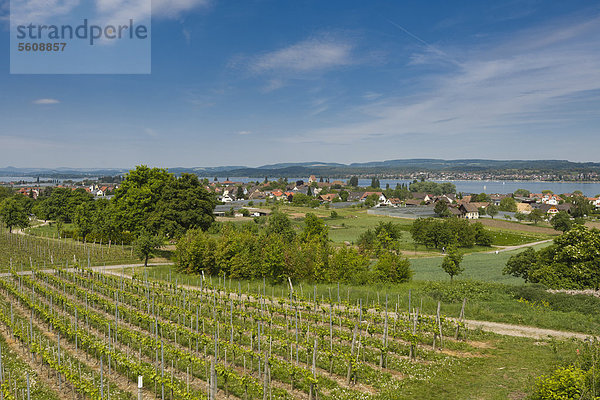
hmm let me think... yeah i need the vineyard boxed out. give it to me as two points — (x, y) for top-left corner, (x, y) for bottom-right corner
(0, 226), (138, 271)
(0, 262), (486, 400)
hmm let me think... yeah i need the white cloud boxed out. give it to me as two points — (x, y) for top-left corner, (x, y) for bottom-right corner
(32, 98), (60, 105)
(8, 0), (209, 27)
(237, 130), (251, 135)
(250, 35), (354, 74)
(9, 0), (79, 24)
(287, 15), (600, 145)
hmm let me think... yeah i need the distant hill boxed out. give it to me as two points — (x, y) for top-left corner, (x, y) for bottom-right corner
(2, 159), (600, 179)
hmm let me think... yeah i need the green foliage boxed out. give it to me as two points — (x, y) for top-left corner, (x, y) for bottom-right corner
(370, 177), (380, 188)
(504, 247), (537, 282)
(514, 212), (527, 222)
(486, 204), (499, 218)
(569, 195), (593, 218)
(348, 176), (358, 187)
(551, 211), (572, 232)
(301, 213), (328, 243)
(504, 226), (600, 289)
(499, 197), (517, 212)
(0, 197), (29, 233)
(409, 181), (456, 195)
(422, 280), (501, 302)
(513, 188), (531, 197)
(511, 285), (600, 316)
(441, 247), (464, 281)
(434, 200), (450, 217)
(471, 192), (491, 202)
(0, 186), (14, 201)
(266, 211), (296, 242)
(373, 251), (412, 283)
(113, 169), (215, 238)
(133, 232), (163, 266)
(531, 366), (587, 400)
(291, 193), (311, 205)
(410, 218), (492, 249)
(528, 208), (546, 225)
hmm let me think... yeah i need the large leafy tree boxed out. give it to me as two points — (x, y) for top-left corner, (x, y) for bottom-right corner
(504, 226), (600, 289)
(0, 197), (29, 233)
(112, 165), (174, 234)
(149, 173), (216, 238)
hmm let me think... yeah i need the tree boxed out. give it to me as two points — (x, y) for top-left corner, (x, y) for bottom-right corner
(370, 177), (380, 188)
(486, 204), (499, 219)
(499, 197), (517, 212)
(513, 189), (530, 197)
(514, 212), (527, 222)
(528, 209), (545, 225)
(0, 187), (13, 201)
(339, 190), (349, 201)
(503, 247), (538, 282)
(266, 212), (295, 242)
(301, 213), (328, 243)
(133, 232), (163, 267)
(149, 173), (217, 238)
(440, 247), (463, 282)
(112, 165), (174, 235)
(434, 201), (450, 217)
(373, 251), (412, 283)
(551, 211), (572, 232)
(0, 198), (29, 233)
(570, 195), (592, 218)
(348, 176), (358, 187)
(236, 186), (245, 200)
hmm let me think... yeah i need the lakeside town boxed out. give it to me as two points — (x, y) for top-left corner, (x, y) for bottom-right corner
(7, 173), (600, 223)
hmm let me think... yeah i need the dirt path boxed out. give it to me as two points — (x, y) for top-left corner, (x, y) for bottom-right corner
(486, 239), (553, 253)
(460, 319), (591, 340)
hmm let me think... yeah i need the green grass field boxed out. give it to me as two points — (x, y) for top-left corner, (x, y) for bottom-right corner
(409, 242), (552, 283)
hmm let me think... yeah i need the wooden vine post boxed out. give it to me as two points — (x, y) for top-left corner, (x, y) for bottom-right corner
(455, 298), (467, 340)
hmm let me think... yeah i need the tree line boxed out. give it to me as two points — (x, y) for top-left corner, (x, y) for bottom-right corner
(176, 213), (413, 284)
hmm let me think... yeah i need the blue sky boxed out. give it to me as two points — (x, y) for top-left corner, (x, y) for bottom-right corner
(0, 0), (599, 168)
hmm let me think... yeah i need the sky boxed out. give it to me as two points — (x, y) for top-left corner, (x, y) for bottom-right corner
(0, 0), (599, 168)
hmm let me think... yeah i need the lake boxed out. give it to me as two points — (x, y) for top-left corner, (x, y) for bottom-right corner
(207, 177), (600, 197)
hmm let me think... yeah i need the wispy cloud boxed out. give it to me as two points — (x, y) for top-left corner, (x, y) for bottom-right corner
(32, 98), (60, 105)
(287, 14), (600, 145)
(247, 35), (355, 75)
(8, 0), (210, 26)
(237, 130), (251, 135)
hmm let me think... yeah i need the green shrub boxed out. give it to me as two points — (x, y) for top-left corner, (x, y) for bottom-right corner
(511, 286), (600, 316)
(531, 366), (586, 400)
